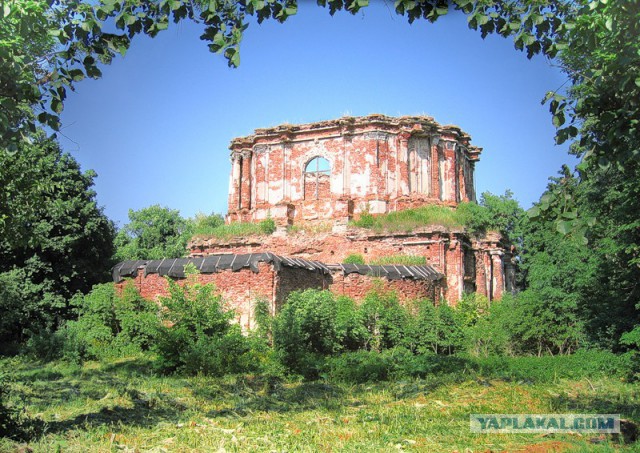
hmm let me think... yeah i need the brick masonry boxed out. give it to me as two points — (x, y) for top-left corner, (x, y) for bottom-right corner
(202, 114), (513, 306)
(226, 114), (481, 227)
(122, 114), (513, 322)
(117, 262), (444, 330)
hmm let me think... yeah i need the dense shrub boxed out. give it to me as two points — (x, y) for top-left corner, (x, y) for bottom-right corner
(272, 289), (340, 377)
(324, 348), (476, 383)
(153, 272), (255, 376)
(464, 292), (586, 357)
(360, 290), (411, 351)
(472, 349), (632, 382)
(259, 217), (276, 235)
(335, 296), (369, 351)
(62, 282), (158, 361)
(323, 349), (394, 382)
(403, 299), (465, 355)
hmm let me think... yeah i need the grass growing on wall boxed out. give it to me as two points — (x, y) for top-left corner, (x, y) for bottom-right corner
(193, 218), (276, 239)
(368, 255), (427, 266)
(350, 204), (472, 233)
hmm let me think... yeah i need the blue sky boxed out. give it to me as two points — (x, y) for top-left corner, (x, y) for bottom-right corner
(59, 2), (574, 228)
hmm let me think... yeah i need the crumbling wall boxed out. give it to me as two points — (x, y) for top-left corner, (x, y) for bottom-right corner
(116, 262), (276, 331)
(227, 115), (481, 226)
(329, 272), (443, 305)
(275, 267), (332, 311)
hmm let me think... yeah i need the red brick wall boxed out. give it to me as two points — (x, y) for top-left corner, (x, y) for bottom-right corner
(329, 272), (443, 305)
(227, 115), (481, 225)
(275, 267), (332, 310)
(187, 228), (513, 304)
(116, 262), (276, 331)
(116, 261), (446, 328)
(190, 230), (451, 270)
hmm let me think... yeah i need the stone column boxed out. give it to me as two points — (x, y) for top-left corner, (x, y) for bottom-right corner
(490, 250), (505, 300)
(474, 248), (488, 298)
(443, 141), (457, 203)
(445, 236), (464, 306)
(229, 152), (242, 212)
(458, 154), (467, 202)
(240, 149), (252, 211)
(398, 132), (411, 196)
(430, 137), (441, 200)
(454, 147), (461, 203)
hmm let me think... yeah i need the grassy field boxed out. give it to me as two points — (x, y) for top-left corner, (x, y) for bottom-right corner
(1, 355), (638, 452)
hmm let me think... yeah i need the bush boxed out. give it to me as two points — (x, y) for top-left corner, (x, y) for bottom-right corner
(353, 212), (375, 228)
(324, 348), (476, 383)
(23, 328), (66, 361)
(343, 253), (365, 265)
(272, 289), (340, 378)
(360, 290), (411, 351)
(335, 296), (369, 351)
(62, 282), (158, 362)
(190, 212), (225, 236)
(259, 217), (276, 235)
(407, 300), (466, 354)
(153, 273), (254, 376)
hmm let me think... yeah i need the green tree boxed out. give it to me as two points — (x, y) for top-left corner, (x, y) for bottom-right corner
(460, 190), (525, 242)
(115, 205), (191, 260)
(572, 160), (640, 350)
(0, 136), (115, 345)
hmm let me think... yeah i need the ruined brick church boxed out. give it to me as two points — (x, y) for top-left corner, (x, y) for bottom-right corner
(114, 114), (514, 330)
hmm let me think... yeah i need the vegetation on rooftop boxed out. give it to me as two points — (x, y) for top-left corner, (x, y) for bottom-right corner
(350, 191), (525, 242)
(369, 255), (427, 266)
(350, 204), (467, 233)
(191, 217), (276, 240)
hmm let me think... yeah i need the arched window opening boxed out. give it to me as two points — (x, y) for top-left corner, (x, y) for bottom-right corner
(305, 156), (330, 174)
(304, 156), (331, 200)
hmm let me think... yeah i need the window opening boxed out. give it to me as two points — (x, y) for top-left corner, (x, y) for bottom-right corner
(304, 156), (330, 200)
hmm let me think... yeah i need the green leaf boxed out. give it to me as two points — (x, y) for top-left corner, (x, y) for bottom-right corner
(635, 77), (640, 88)
(556, 220), (572, 235)
(51, 99), (63, 114)
(69, 69), (85, 82)
(552, 113), (565, 127)
(598, 157), (610, 170)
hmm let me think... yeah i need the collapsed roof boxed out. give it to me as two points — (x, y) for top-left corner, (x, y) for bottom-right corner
(112, 253), (443, 283)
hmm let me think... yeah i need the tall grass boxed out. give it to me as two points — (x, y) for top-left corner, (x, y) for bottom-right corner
(369, 255), (427, 266)
(192, 218), (276, 239)
(350, 204), (472, 233)
(1, 353), (636, 452)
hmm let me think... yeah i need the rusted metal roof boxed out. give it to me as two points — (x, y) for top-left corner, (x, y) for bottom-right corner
(111, 253), (330, 282)
(334, 263), (443, 281)
(112, 253), (443, 283)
